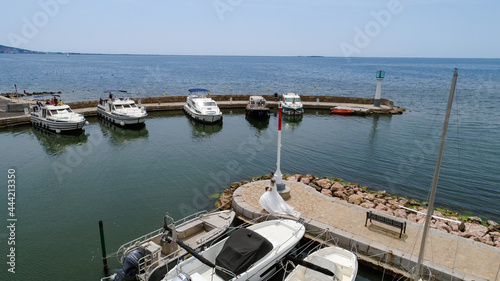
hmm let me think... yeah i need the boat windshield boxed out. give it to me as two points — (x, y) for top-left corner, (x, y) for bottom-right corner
(202, 102), (217, 107)
(129, 104), (137, 108)
(284, 97), (300, 103)
(114, 105), (124, 110)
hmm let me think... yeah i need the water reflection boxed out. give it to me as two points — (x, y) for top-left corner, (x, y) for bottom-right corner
(98, 118), (149, 145)
(30, 125), (89, 155)
(282, 114), (303, 131)
(186, 116), (223, 139)
(246, 115), (269, 131)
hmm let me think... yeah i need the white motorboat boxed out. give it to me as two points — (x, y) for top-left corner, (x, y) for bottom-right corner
(245, 95), (270, 118)
(163, 219), (305, 281)
(110, 210), (235, 281)
(30, 97), (87, 133)
(183, 89), (222, 124)
(280, 93), (304, 115)
(284, 246), (358, 281)
(97, 90), (147, 126)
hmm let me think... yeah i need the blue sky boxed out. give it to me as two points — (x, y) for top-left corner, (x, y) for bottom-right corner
(1, 0), (499, 58)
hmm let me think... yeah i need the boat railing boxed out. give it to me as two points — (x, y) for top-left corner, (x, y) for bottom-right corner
(116, 228), (164, 263)
(116, 210), (209, 264)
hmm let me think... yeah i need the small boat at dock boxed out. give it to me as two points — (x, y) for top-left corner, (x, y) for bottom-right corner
(97, 90), (147, 126)
(281, 93), (304, 115)
(284, 245), (358, 281)
(30, 95), (87, 133)
(330, 108), (355, 115)
(184, 89), (223, 124)
(163, 219), (305, 281)
(109, 210), (235, 281)
(245, 96), (270, 118)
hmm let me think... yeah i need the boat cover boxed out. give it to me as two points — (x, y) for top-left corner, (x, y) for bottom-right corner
(215, 228), (273, 280)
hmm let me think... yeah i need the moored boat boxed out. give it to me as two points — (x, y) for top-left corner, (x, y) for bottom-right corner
(109, 210), (235, 281)
(330, 108), (355, 115)
(97, 90), (147, 126)
(163, 219), (305, 281)
(245, 96), (270, 118)
(183, 89), (223, 124)
(30, 96), (87, 133)
(284, 246), (358, 281)
(280, 93), (304, 115)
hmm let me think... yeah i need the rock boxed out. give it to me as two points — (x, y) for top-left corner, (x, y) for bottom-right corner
(215, 198), (231, 210)
(315, 178), (332, 189)
(360, 202), (376, 209)
(348, 194), (363, 205)
(330, 181), (345, 191)
(308, 182), (322, 192)
(230, 182), (241, 189)
(393, 209), (407, 219)
(287, 174), (303, 182)
(375, 204), (389, 212)
(365, 193), (376, 201)
(361, 185), (369, 192)
(261, 174), (271, 180)
(467, 216), (482, 224)
(408, 199), (420, 206)
(346, 189), (355, 196)
(464, 223), (488, 239)
(250, 176), (261, 182)
(222, 189), (233, 199)
(320, 188), (332, 197)
(458, 221), (466, 232)
(387, 199), (399, 207)
(489, 231), (500, 240)
(240, 180), (249, 185)
(487, 220), (500, 232)
(435, 221), (452, 233)
(398, 198), (409, 207)
(374, 198), (386, 205)
(407, 213), (418, 223)
(376, 190), (387, 198)
(480, 234), (495, 246)
(333, 190), (345, 199)
(300, 174), (315, 184)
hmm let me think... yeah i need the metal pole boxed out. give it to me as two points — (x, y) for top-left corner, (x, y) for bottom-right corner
(99, 220), (109, 275)
(275, 104), (284, 190)
(414, 68), (458, 281)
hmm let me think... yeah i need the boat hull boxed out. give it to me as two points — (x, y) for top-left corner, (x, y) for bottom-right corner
(245, 108), (270, 119)
(282, 106), (304, 115)
(97, 107), (147, 126)
(30, 114), (85, 132)
(183, 105), (223, 124)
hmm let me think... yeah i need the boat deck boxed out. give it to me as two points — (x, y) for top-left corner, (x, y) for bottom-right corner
(232, 180), (500, 281)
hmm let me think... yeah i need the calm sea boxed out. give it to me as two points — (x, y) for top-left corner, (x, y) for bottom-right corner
(0, 55), (499, 280)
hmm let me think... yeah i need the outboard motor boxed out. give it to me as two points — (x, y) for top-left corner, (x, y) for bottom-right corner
(113, 249), (143, 281)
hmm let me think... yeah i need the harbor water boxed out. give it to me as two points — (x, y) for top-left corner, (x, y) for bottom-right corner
(0, 55), (499, 280)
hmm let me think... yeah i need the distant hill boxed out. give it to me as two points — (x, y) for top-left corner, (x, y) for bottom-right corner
(0, 45), (67, 55)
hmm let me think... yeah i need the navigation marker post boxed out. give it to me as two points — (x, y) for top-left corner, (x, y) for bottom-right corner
(374, 70), (385, 107)
(275, 104), (285, 191)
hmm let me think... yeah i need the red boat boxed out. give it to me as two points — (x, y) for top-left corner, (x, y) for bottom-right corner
(331, 108), (355, 115)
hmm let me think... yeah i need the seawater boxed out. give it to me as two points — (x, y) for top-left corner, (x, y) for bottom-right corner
(0, 55), (499, 280)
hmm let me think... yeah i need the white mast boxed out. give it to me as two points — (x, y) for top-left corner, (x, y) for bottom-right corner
(413, 68), (458, 281)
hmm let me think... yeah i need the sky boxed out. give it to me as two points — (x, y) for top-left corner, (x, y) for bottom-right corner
(1, 0), (499, 58)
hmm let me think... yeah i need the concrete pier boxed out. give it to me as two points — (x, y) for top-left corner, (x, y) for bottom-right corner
(0, 94), (405, 128)
(231, 180), (500, 281)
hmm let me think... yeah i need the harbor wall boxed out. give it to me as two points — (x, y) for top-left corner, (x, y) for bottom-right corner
(64, 95), (394, 109)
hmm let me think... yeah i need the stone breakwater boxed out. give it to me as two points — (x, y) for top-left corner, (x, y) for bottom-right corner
(217, 173), (500, 248)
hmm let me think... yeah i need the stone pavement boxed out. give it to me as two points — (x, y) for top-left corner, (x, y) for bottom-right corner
(232, 180), (500, 281)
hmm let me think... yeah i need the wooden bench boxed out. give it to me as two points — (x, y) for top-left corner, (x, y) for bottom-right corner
(365, 211), (406, 238)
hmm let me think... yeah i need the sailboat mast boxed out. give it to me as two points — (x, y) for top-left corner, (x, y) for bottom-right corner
(414, 68), (458, 281)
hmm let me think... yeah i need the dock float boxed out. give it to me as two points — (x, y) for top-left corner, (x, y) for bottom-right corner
(231, 180), (500, 281)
